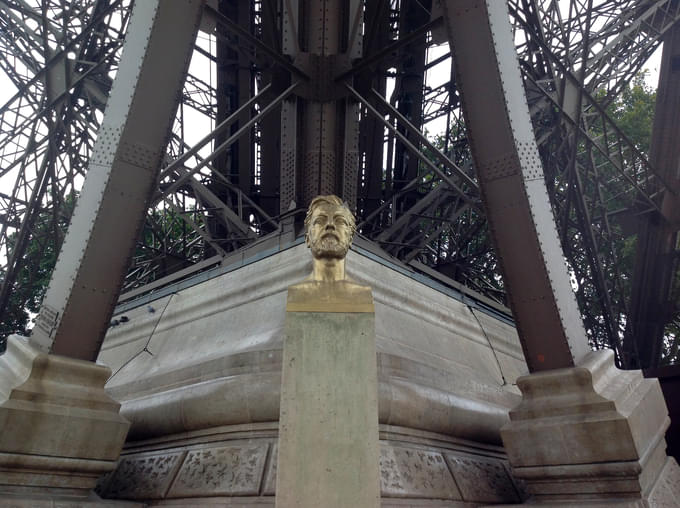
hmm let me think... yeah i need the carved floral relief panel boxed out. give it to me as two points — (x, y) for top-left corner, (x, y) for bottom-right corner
(167, 443), (269, 497)
(445, 453), (520, 503)
(379, 445), (461, 499)
(101, 451), (186, 499)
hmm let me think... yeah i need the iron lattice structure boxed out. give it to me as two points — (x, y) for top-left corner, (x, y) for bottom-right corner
(0, 0), (678, 367)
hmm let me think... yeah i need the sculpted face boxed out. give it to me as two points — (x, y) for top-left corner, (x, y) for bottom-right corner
(306, 201), (353, 260)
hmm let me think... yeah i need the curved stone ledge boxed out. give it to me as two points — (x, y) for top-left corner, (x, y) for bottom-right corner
(102, 245), (525, 451)
(121, 372), (281, 440)
(379, 378), (510, 445)
(102, 247), (525, 399)
(118, 352), (514, 445)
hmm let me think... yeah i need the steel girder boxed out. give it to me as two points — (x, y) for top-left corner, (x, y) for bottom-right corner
(0, 0), (132, 333)
(440, 0), (590, 371)
(358, 0), (680, 362)
(512, 1), (680, 361)
(30, 0), (204, 360)
(624, 23), (680, 368)
(0, 1), (678, 366)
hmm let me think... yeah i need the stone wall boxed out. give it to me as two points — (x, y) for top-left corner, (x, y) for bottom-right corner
(97, 243), (528, 504)
(97, 424), (526, 505)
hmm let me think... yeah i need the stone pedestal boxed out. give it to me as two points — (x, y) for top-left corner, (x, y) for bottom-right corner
(501, 349), (680, 506)
(275, 281), (380, 508)
(0, 335), (131, 503)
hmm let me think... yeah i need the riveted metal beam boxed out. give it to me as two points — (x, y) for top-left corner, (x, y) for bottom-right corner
(624, 22), (680, 368)
(30, 0), (205, 360)
(2, 0), (679, 364)
(441, 0), (590, 371)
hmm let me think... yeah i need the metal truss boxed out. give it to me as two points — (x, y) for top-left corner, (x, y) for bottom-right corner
(0, 0), (678, 365)
(511, 0), (680, 357)
(0, 0), (132, 332)
(357, 0), (680, 362)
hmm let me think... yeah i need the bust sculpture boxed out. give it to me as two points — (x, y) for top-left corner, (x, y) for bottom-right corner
(278, 195), (379, 508)
(304, 195), (355, 282)
(286, 195), (373, 312)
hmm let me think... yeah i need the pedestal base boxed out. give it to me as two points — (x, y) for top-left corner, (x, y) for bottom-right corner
(276, 284), (380, 508)
(500, 350), (680, 506)
(0, 335), (130, 499)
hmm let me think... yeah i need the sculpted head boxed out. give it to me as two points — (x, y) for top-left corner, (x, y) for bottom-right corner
(304, 195), (356, 261)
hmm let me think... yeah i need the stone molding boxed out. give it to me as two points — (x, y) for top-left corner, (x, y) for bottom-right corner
(501, 349), (679, 504)
(100, 246), (524, 445)
(102, 246), (525, 393)
(114, 351), (512, 445)
(98, 424), (523, 504)
(0, 335), (130, 497)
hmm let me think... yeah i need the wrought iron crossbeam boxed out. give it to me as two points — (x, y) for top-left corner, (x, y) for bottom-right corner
(0, 0), (678, 366)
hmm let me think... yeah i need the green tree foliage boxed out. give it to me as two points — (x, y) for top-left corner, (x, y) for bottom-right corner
(605, 72), (656, 154)
(0, 198), (204, 342)
(594, 73), (679, 364)
(125, 205), (207, 289)
(0, 196), (76, 341)
(601, 72), (657, 313)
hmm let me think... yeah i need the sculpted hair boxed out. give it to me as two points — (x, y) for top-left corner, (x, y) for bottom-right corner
(304, 195), (356, 238)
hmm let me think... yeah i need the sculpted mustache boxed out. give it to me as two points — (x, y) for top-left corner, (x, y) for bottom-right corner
(312, 234), (348, 248)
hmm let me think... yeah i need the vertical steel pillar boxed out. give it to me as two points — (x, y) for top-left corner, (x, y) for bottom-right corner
(208, 0), (254, 253)
(279, 0), (363, 213)
(30, 0), (204, 361)
(279, 0), (300, 214)
(393, 0), (430, 195)
(216, 0), (254, 194)
(258, 0), (283, 217)
(624, 23), (680, 369)
(440, 0), (590, 371)
(357, 1), (390, 220)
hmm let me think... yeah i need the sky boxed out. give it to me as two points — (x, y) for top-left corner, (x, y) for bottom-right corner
(0, 8), (665, 159)
(0, 2), (668, 321)
(0, 6), (667, 229)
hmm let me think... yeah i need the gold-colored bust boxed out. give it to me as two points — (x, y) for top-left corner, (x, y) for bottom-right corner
(286, 195), (373, 313)
(304, 195), (355, 282)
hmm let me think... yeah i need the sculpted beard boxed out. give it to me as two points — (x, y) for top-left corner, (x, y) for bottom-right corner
(310, 232), (349, 259)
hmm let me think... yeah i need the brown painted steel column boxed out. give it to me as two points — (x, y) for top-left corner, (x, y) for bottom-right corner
(31, 0), (205, 360)
(440, 0), (590, 371)
(624, 23), (680, 368)
(279, 0), (363, 212)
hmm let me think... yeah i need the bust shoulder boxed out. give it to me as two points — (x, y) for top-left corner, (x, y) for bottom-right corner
(286, 279), (373, 313)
